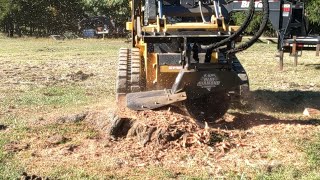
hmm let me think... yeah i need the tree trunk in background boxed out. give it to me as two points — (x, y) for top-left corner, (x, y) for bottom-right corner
(7, 20), (14, 37)
(30, 26), (33, 36)
(16, 24), (22, 37)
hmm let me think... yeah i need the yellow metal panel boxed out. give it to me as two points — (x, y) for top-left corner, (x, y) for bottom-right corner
(142, 25), (158, 32)
(160, 66), (182, 73)
(142, 22), (221, 33)
(146, 53), (158, 90)
(126, 22), (132, 31)
(211, 52), (218, 63)
(221, 17), (227, 31)
(210, 15), (217, 24)
(165, 23), (219, 31)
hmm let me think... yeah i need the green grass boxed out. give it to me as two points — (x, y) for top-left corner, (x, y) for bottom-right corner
(256, 165), (320, 180)
(48, 166), (101, 180)
(306, 134), (320, 169)
(0, 125), (26, 179)
(0, 38), (127, 62)
(47, 166), (181, 180)
(236, 42), (320, 117)
(0, 147), (25, 179)
(0, 86), (91, 124)
(0, 37), (125, 109)
(238, 43), (320, 92)
(0, 38), (319, 179)
(0, 121), (100, 179)
(0, 156), (24, 180)
(256, 166), (303, 180)
(255, 134), (320, 180)
(27, 122), (97, 140)
(14, 86), (88, 107)
(5, 38), (123, 179)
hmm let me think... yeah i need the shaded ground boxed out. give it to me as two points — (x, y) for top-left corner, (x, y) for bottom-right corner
(0, 37), (319, 179)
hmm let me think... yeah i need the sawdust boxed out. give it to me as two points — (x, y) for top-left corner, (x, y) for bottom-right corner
(53, 109), (258, 163)
(10, 107), (319, 178)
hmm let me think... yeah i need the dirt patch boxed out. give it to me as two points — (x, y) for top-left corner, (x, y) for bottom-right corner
(56, 112), (88, 124)
(0, 61), (97, 88)
(45, 135), (69, 147)
(66, 71), (94, 82)
(4, 142), (29, 153)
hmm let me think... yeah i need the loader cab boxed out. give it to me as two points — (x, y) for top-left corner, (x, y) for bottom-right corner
(144, 0), (217, 25)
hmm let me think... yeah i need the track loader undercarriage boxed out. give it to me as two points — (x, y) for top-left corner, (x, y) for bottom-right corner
(116, 0), (270, 121)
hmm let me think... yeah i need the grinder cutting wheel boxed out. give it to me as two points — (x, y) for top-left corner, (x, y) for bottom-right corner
(115, 0), (293, 121)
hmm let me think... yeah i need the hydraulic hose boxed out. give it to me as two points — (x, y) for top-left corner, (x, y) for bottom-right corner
(199, 1), (208, 23)
(201, 0), (256, 50)
(226, 0), (270, 54)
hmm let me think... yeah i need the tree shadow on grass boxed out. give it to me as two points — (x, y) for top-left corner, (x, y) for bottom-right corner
(246, 90), (320, 113)
(213, 112), (320, 130)
(214, 89), (320, 130)
(165, 89), (319, 130)
(305, 63), (320, 70)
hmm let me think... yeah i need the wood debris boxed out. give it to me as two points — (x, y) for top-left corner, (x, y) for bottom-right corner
(303, 108), (320, 117)
(104, 108), (248, 161)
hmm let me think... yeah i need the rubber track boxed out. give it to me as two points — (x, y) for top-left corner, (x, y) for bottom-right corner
(116, 47), (142, 103)
(130, 48), (141, 92)
(116, 48), (129, 94)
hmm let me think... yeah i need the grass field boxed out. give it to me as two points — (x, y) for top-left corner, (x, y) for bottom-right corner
(0, 36), (319, 179)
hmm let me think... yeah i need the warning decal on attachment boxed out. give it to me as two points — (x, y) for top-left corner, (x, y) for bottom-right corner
(282, 4), (291, 17)
(197, 74), (221, 91)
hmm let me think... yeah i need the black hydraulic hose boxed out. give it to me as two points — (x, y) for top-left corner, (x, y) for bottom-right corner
(201, 0), (255, 50)
(226, 0), (269, 54)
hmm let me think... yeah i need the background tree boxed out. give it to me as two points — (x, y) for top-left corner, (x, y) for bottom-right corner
(0, 0), (85, 36)
(83, 0), (129, 28)
(0, 0), (318, 37)
(231, 12), (276, 36)
(305, 0), (320, 34)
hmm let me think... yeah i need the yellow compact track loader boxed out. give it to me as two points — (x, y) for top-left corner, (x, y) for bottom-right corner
(116, 0), (303, 121)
